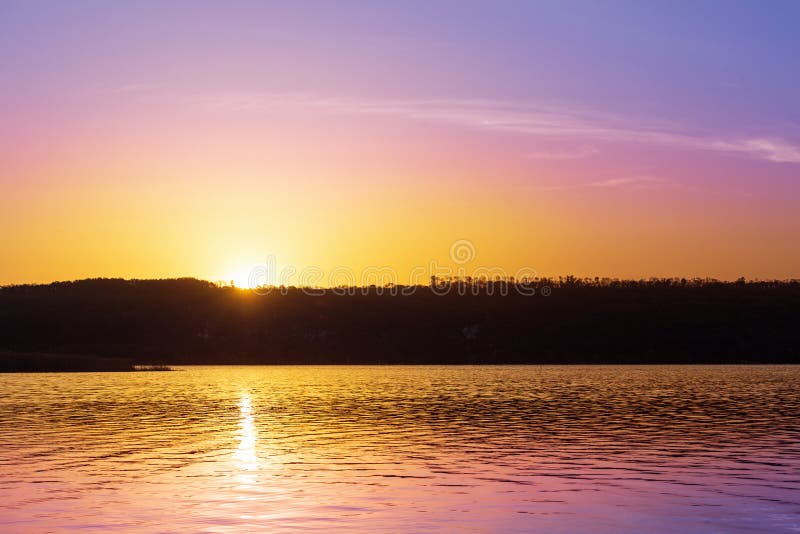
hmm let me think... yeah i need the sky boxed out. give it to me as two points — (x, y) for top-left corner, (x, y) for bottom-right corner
(1, 0), (799, 285)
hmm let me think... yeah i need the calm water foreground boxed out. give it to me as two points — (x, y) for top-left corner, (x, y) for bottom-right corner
(1, 366), (799, 533)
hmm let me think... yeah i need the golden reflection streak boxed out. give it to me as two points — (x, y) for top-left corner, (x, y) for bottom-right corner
(234, 393), (258, 474)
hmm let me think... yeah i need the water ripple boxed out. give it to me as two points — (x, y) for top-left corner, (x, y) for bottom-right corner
(1, 365), (799, 532)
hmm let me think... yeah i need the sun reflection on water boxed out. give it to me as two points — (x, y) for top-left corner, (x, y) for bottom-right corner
(234, 393), (258, 474)
(3, 367), (800, 532)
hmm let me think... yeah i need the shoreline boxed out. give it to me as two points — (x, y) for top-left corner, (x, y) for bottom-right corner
(0, 351), (172, 372)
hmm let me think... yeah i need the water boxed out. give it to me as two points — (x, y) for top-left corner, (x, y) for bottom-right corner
(1, 366), (799, 533)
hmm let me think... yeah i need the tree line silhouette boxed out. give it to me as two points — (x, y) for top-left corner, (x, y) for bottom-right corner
(0, 277), (798, 368)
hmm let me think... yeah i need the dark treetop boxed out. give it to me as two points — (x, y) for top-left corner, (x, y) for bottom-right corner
(0, 277), (798, 366)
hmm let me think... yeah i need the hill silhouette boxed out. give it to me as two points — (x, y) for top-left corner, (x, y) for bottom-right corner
(0, 277), (798, 366)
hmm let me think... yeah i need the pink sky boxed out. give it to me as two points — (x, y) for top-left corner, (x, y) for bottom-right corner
(1, 2), (798, 284)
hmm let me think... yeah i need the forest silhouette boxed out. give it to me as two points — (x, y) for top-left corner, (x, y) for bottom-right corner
(0, 277), (798, 369)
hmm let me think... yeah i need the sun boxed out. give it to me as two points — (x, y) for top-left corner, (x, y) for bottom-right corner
(230, 270), (254, 289)
(226, 263), (276, 289)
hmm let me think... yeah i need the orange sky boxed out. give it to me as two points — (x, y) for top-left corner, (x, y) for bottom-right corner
(1, 3), (799, 285)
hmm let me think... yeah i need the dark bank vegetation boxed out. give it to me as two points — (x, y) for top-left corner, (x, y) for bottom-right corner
(0, 277), (798, 366)
(0, 350), (134, 372)
(0, 350), (176, 372)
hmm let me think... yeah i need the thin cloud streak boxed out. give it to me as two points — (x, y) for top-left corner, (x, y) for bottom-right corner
(187, 92), (800, 164)
(525, 145), (599, 160)
(590, 177), (663, 188)
(530, 176), (685, 193)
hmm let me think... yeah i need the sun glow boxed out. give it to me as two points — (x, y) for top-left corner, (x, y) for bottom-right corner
(230, 271), (255, 289)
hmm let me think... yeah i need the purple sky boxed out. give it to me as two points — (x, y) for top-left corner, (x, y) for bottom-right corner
(1, 1), (799, 283)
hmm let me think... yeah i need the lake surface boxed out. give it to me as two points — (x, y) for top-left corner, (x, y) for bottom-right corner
(1, 366), (799, 533)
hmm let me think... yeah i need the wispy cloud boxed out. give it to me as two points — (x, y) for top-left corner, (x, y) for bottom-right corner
(525, 145), (599, 161)
(186, 92), (800, 164)
(531, 175), (683, 192)
(707, 138), (800, 163)
(589, 176), (664, 188)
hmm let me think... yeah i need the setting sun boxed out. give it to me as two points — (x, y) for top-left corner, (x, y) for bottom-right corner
(229, 270), (255, 289)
